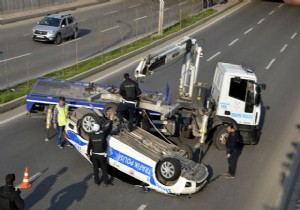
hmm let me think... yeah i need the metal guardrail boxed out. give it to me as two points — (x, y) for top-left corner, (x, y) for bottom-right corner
(0, 0), (77, 15)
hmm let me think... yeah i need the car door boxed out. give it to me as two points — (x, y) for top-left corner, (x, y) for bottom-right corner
(67, 17), (75, 37)
(60, 18), (68, 38)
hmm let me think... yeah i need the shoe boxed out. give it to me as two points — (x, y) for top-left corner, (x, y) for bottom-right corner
(58, 145), (63, 149)
(224, 172), (230, 176)
(142, 186), (149, 193)
(225, 174), (235, 179)
(67, 144), (74, 148)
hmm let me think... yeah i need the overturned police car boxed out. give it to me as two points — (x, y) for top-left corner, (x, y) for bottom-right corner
(64, 107), (208, 195)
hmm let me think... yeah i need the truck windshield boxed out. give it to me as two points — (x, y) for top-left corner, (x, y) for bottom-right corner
(39, 17), (60, 27)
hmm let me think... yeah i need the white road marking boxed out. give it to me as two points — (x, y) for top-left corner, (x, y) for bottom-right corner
(104, 11), (117, 15)
(100, 26), (120, 33)
(228, 38), (239, 46)
(268, 10), (275, 15)
(78, 19), (87, 22)
(129, 4), (141, 9)
(137, 204), (147, 210)
(58, 38), (82, 46)
(0, 53), (32, 63)
(244, 27), (253, 34)
(291, 32), (297, 39)
(280, 44), (288, 53)
(265, 58), (276, 70)
(278, 4), (284, 8)
(178, 1), (188, 6)
(257, 18), (265, 24)
(23, 33), (31, 36)
(206, 51), (221, 61)
(0, 111), (27, 125)
(92, 59), (139, 83)
(133, 16), (147, 22)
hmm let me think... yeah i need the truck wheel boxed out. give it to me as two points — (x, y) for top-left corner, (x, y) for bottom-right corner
(157, 158), (181, 182)
(104, 103), (118, 120)
(213, 125), (228, 150)
(54, 33), (62, 45)
(177, 144), (193, 160)
(81, 113), (101, 134)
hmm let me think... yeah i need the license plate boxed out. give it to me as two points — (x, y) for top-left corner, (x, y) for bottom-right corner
(36, 35), (44, 38)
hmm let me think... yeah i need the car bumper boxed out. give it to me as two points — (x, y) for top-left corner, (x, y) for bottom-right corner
(32, 34), (56, 41)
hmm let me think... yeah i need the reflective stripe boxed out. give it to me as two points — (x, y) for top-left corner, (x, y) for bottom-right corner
(56, 104), (69, 126)
(122, 99), (137, 105)
(93, 152), (107, 156)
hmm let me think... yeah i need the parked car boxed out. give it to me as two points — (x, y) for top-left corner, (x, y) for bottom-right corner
(32, 13), (78, 45)
(64, 107), (208, 195)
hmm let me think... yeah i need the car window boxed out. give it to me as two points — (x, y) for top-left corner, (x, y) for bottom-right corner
(228, 78), (247, 101)
(61, 18), (67, 27)
(67, 17), (73, 24)
(39, 17), (60, 27)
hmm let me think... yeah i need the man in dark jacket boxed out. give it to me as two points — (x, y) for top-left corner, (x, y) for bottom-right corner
(225, 123), (239, 178)
(117, 73), (142, 132)
(0, 174), (25, 210)
(87, 113), (114, 187)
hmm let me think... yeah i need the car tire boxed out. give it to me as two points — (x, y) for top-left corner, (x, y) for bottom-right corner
(54, 33), (62, 45)
(157, 157), (181, 182)
(73, 28), (78, 39)
(213, 125), (228, 150)
(81, 113), (101, 134)
(177, 144), (193, 160)
(104, 103), (118, 119)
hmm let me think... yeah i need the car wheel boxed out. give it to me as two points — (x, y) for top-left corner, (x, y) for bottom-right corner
(177, 144), (193, 160)
(81, 113), (101, 134)
(213, 125), (228, 150)
(73, 28), (78, 39)
(157, 157), (181, 182)
(54, 33), (62, 45)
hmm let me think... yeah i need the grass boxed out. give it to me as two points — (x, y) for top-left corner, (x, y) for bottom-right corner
(0, 8), (216, 104)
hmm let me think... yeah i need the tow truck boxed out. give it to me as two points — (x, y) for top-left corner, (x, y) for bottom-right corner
(26, 36), (265, 149)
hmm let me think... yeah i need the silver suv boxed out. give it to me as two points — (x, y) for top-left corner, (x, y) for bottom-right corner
(32, 14), (78, 45)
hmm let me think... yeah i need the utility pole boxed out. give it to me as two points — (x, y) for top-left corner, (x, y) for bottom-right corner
(158, 0), (164, 35)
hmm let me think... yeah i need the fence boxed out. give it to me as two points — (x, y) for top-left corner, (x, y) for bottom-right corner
(0, 0), (78, 14)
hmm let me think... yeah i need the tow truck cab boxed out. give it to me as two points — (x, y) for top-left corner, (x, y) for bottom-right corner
(211, 62), (264, 145)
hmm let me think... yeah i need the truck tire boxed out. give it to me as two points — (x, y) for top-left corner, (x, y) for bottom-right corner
(104, 103), (118, 119)
(213, 125), (228, 150)
(177, 144), (193, 160)
(81, 113), (101, 134)
(157, 158), (181, 182)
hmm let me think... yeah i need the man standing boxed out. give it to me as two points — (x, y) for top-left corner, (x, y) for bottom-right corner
(52, 96), (72, 149)
(87, 113), (114, 187)
(225, 123), (239, 178)
(0, 174), (25, 210)
(117, 73), (142, 132)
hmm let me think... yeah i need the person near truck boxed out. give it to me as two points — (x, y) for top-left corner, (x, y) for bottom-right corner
(0, 174), (25, 210)
(117, 73), (142, 132)
(225, 123), (239, 178)
(87, 112), (114, 187)
(52, 96), (72, 149)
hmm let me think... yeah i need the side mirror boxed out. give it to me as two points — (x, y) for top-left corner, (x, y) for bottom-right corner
(37, 21), (40, 24)
(255, 93), (261, 106)
(61, 24), (66, 28)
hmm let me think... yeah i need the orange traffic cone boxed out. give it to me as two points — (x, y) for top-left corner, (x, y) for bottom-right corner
(19, 167), (32, 189)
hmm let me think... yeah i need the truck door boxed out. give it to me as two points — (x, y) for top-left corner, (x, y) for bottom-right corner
(224, 77), (256, 125)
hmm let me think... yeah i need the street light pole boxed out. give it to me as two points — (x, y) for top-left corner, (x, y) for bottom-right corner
(158, 0), (164, 35)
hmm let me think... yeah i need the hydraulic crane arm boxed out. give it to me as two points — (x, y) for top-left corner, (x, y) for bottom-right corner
(134, 36), (203, 99)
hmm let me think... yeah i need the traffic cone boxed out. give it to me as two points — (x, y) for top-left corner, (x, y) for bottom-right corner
(19, 167), (32, 189)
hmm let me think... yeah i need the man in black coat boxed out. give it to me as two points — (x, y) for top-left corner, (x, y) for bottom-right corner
(117, 73), (142, 132)
(225, 123), (239, 178)
(87, 113), (114, 187)
(0, 174), (25, 210)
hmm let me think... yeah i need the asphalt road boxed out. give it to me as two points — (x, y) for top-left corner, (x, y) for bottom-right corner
(0, 1), (300, 210)
(0, 0), (203, 89)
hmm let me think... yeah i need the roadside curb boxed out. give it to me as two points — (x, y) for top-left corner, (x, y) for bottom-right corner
(0, 0), (243, 114)
(0, 0), (109, 25)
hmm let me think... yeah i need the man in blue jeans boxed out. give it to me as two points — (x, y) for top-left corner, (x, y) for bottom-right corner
(52, 96), (72, 149)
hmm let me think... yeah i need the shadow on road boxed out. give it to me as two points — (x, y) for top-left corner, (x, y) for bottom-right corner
(78, 29), (91, 38)
(257, 100), (270, 144)
(46, 174), (92, 210)
(25, 167), (67, 210)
